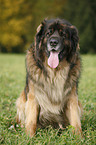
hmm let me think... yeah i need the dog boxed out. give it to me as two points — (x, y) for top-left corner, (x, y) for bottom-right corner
(16, 18), (82, 137)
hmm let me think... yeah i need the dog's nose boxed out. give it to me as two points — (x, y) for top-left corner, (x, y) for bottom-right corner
(50, 38), (59, 47)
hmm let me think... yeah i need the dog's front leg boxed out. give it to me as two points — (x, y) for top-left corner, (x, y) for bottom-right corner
(25, 91), (38, 137)
(65, 92), (82, 134)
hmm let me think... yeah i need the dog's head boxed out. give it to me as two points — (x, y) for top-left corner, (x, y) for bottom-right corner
(35, 18), (79, 69)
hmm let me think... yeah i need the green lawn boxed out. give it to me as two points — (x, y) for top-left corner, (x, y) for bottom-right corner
(0, 54), (96, 145)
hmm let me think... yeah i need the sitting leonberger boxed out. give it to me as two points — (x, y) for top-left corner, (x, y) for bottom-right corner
(16, 18), (82, 137)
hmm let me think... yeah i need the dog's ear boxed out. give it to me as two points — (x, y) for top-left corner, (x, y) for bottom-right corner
(35, 19), (46, 59)
(35, 19), (47, 49)
(34, 19), (47, 71)
(66, 26), (79, 62)
(33, 19), (48, 75)
(36, 18), (47, 34)
(70, 26), (79, 52)
(36, 24), (43, 34)
(37, 18), (47, 33)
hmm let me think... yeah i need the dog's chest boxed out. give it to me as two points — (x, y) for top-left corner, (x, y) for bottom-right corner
(34, 67), (69, 114)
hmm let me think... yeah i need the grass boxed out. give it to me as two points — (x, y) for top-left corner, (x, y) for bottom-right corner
(0, 54), (96, 145)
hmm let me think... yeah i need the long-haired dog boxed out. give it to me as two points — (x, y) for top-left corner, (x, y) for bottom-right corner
(16, 18), (82, 137)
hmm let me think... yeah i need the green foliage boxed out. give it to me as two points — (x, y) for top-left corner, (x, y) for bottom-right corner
(60, 0), (96, 53)
(0, 0), (65, 53)
(0, 54), (96, 144)
(0, 0), (96, 53)
(0, 0), (34, 53)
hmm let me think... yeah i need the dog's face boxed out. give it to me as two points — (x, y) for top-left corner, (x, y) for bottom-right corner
(35, 18), (79, 69)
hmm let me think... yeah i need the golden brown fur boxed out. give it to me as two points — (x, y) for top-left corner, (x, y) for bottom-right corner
(16, 18), (82, 137)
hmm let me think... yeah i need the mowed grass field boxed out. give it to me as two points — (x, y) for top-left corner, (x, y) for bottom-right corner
(0, 54), (96, 145)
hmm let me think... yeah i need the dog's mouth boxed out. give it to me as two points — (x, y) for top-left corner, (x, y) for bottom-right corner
(47, 48), (66, 69)
(48, 50), (60, 69)
(47, 37), (64, 68)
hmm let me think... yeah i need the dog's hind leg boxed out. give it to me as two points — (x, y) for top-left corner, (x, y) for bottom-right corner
(16, 91), (26, 126)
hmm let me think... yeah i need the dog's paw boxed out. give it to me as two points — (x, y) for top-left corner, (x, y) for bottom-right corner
(26, 123), (36, 137)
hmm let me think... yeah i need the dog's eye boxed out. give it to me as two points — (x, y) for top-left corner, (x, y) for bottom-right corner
(59, 30), (66, 38)
(46, 29), (53, 37)
(59, 30), (63, 36)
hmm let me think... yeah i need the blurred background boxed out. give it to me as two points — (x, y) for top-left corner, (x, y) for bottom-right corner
(0, 0), (96, 54)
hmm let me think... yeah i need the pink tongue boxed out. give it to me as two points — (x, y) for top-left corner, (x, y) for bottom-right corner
(48, 51), (59, 68)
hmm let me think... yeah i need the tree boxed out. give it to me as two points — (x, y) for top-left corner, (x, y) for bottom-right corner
(0, 0), (33, 52)
(60, 0), (96, 53)
(0, 0), (66, 53)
